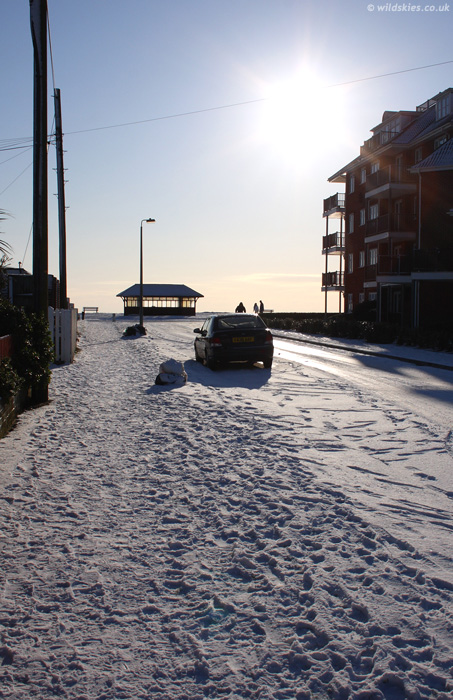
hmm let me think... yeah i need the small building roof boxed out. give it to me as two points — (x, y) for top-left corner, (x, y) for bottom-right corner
(410, 139), (453, 172)
(117, 284), (204, 298)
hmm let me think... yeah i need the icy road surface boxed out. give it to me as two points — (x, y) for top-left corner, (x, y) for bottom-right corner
(0, 314), (452, 700)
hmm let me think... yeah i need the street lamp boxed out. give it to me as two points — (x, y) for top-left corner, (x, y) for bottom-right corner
(139, 217), (155, 327)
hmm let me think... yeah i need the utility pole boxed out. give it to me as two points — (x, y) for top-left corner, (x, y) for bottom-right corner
(54, 88), (68, 309)
(30, 0), (49, 402)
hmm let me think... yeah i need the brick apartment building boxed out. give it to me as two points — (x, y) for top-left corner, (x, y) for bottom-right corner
(323, 87), (453, 327)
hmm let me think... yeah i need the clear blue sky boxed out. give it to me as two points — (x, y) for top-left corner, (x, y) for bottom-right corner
(1, 0), (452, 313)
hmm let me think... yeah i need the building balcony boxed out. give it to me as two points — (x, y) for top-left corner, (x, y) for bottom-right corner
(322, 271), (344, 291)
(365, 166), (417, 199)
(322, 231), (345, 254)
(377, 255), (412, 276)
(323, 192), (345, 218)
(376, 249), (453, 283)
(365, 213), (417, 243)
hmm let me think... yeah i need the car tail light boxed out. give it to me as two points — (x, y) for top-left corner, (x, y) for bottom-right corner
(210, 336), (222, 347)
(265, 331), (273, 344)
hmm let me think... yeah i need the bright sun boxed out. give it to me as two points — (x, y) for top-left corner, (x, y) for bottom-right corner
(255, 67), (343, 164)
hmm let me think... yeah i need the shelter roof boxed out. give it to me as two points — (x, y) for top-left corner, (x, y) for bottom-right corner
(117, 284), (204, 298)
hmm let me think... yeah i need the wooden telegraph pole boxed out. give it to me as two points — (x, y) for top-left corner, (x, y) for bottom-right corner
(30, 0), (49, 402)
(54, 88), (68, 309)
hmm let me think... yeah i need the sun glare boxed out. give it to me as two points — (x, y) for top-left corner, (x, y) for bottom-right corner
(255, 67), (343, 165)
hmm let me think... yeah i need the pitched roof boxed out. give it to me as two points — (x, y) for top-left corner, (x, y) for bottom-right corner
(392, 106), (436, 145)
(410, 139), (453, 172)
(117, 284), (204, 298)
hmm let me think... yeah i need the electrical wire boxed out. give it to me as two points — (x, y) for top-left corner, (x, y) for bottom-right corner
(0, 161), (33, 197)
(1, 58), (452, 146)
(64, 59), (453, 137)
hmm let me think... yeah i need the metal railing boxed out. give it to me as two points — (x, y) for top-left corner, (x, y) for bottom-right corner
(377, 249), (453, 276)
(323, 232), (345, 250)
(365, 212), (416, 238)
(323, 193), (345, 215)
(322, 271), (344, 288)
(365, 165), (417, 191)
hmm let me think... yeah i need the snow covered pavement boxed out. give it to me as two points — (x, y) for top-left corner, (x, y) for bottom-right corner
(1, 314), (452, 699)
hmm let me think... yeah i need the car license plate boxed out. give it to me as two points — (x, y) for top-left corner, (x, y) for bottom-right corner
(233, 336), (254, 343)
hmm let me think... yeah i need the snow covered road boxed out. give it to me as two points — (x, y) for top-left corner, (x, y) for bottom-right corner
(1, 314), (452, 699)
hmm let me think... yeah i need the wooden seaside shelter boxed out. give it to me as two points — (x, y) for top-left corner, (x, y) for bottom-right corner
(117, 284), (204, 316)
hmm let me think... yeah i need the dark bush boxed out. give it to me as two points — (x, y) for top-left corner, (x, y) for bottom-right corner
(0, 359), (21, 401)
(0, 297), (53, 394)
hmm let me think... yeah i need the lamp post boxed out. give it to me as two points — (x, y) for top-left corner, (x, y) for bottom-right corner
(139, 217), (155, 327)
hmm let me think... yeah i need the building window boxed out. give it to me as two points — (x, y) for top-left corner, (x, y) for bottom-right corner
(360, 168), (366, 184)
(359, 293), (365, 304)
(182, 298), (195, 308)
(359, 251), (365, 268)
(369, 203), (379, 220)
(371, 161), (379, 174)
(347, 294), (353, 313)
(360, 209), (366, 226)
(414, 147), (422, 164)
(436, 93), (451, 120)
(144, 296), (180, 308)
(434, 134), (449, 150)
(369, 292), (377, 302)
(349, 175), (355, 194)
(369, 248), (378, 266)
(348, 213), (354, 234)
(348, 253), (354, 273)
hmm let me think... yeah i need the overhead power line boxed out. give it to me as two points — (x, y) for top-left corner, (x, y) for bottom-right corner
(1, 58), (452, 147)
(63, 59), (453, 137)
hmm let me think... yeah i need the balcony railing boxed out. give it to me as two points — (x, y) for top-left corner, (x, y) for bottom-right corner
(322, 232), (345, 251)
(377, 255), (412, 275)
(322, 271), (344, 289)
(413, 248), (453, 272)
(365, 212), (416, 238)
(323, 193), (345, 216)
(365, 165), (417, 191)
(377, 249), (453, 276)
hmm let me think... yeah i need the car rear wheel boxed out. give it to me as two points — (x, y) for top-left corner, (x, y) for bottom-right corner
(206, 356), (218, 371)
(263, 358), (273, 369)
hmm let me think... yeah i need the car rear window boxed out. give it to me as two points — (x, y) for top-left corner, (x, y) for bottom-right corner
(215, 315), (265, 330)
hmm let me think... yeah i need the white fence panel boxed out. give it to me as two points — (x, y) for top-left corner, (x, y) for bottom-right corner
(48, 307), (78, 364)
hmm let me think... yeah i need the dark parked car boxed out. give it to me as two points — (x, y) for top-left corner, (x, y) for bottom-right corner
(194, 314), (274, 369)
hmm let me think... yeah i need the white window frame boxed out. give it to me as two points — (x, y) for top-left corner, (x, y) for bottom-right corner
(371, 161), (379, 174)
(359, 251), (365, 268)
(348, 253), (354, 273)
(348, 213), (354, 234)
(349, 174), (355, 194)
(360, 209), (366, 226)
(360, 168), (366, 184)
(369, 248), (378, 266)
(369, 203), (379, 220)
(347, 294), (353, 313)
